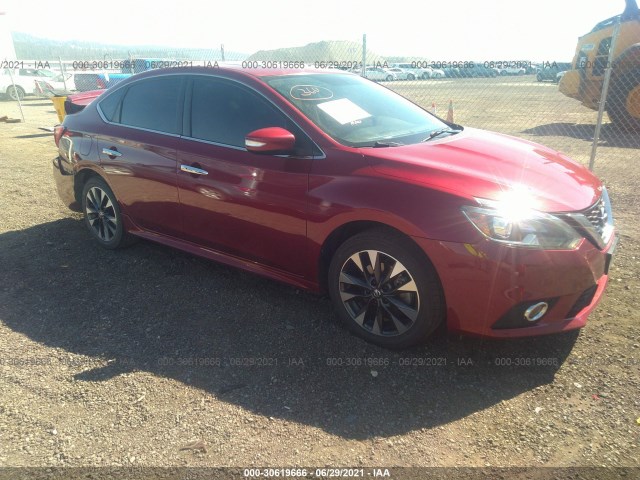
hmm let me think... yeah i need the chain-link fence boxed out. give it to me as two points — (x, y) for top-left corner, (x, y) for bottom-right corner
(2, 24), (639, 169)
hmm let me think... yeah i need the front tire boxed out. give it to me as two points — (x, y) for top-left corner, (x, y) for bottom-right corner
(328, 229), (445, 349)
(81, 177), (131, 249)
(607, 68), (640, 131)
(7, 85), (25, 101)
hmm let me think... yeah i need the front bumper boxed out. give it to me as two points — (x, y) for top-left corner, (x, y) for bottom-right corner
(413, 234), (616, 338)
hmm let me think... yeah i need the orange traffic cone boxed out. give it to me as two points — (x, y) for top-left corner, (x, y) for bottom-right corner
(432, 102), (437, 115)
(446, 100), (454, 123)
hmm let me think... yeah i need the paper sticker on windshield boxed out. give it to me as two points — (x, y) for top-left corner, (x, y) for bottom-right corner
(317, 98), (371, 125)
(290, 85), (334, 101)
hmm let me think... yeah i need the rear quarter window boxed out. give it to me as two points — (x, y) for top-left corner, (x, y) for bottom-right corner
(98, 88), (126, 122)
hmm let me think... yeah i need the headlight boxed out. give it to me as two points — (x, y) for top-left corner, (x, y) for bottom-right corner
(461, 190), (582, 250)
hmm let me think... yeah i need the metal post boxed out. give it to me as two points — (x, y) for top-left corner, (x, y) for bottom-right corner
(6, 68), (25, 122)
(361, 34), (367, 77)
(589, 19), (622, 171)
(58, 56), (68, 92)
(221, 44), (225, 62)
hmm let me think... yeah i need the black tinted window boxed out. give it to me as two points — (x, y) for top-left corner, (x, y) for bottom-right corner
(99, 88), (126, 122)
(190, 78), (287, 147)
(120, 76), (182, 134)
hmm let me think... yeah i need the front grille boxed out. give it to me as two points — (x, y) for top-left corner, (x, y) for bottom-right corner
(566, 285), (598, 319)
(584, 196), (609, 239)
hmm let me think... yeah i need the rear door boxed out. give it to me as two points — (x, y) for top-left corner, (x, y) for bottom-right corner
(96, 75), (184, 237)
(176, 76), (317, 275)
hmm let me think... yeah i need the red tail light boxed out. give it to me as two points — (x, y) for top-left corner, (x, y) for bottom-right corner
(97, 78), (106, 89)
(54, 125), (66, 147)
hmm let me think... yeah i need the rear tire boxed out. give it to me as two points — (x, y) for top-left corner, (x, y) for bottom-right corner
(328, 229), (445, 349)
(81, 177), (133, 249)
(607, 68), (640, 131)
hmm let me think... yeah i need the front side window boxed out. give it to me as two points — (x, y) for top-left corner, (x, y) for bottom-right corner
(187, 77), (320, 156)
(119, 76), (182, 134)
(265, 73), (449, 147)
(189, 77), (288, 148)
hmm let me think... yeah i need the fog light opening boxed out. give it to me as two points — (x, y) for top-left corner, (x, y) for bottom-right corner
(524, 302), (549, 322)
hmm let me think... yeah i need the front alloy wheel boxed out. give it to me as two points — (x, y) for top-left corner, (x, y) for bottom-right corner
(339, 250), (419, 336)
(328, 229), (444, 348)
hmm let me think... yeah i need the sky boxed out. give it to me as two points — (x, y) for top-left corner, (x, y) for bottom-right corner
(0, 0), (629, 60)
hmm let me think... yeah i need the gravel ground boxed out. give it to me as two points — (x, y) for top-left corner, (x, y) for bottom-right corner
(0, 82), (639, 476)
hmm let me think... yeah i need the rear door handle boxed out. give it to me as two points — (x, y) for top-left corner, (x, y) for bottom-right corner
(102, 147), (122, 157)
(180, 164), (208, 175)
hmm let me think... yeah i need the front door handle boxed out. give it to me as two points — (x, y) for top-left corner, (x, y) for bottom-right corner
(102, 147), (122, 158)
(180, 164), (208, 175)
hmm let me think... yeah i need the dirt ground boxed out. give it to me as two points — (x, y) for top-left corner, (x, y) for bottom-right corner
(0, 76), (639, 476)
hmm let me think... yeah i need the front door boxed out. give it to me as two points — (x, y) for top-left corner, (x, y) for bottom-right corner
(176, 76), (318, 276)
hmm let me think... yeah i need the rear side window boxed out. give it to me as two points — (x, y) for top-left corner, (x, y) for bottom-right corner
(98, 88), (126, 122)
(119, 76), (182, 134)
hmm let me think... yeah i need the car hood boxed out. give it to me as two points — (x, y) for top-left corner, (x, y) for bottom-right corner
(364, 127), (601, 212)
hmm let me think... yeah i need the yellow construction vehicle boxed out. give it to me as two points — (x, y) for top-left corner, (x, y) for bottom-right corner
(559, 0), (640, 130)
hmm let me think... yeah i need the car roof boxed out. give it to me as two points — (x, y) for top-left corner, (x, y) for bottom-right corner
(128, 65), (354, 80)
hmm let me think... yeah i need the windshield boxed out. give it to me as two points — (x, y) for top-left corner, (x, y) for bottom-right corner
(264, 73), (450, 147)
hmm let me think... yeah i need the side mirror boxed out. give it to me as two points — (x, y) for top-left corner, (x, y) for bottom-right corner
(245, 127), (295, 154)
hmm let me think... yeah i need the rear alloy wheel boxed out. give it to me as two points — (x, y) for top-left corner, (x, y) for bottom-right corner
(81, 177), (131, 249)
(385, 75), (393, 82)
(7, 85), (25, 101)
(607, 69), (640, 131)
(407, 73), (415, 80)
(328, 230), (444, 349)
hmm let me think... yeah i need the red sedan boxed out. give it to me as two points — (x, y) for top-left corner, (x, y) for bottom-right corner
(52, 67), (616, 348)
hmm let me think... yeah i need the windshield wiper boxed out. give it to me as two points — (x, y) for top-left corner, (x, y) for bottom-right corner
(422, 128), (461, 142)
(372, 141), (404, 148)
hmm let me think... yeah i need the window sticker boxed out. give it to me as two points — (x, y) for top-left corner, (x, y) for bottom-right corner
(317, 98), (371, 125)
(289, 85), (334, 101)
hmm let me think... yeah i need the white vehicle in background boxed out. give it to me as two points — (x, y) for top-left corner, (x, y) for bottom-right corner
(362, 66), (397, 82)
(500, 66), (526, 76)
(0, 68), (57, 100)
(392, 63), (433, 80)
(48, 72), (75, 92)
(33, 72), (77, 96)
(387, 67), (413, 80)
